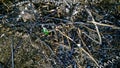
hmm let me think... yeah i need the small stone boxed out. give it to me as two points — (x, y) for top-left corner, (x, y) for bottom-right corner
(77, 44), (81, 47)
(21, 11), (35, 22)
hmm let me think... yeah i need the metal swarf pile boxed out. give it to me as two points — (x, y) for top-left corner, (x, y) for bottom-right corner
(0, 0), (120, 68)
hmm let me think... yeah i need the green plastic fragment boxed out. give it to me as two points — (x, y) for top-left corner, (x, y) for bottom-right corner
(42, 27), (49, 35)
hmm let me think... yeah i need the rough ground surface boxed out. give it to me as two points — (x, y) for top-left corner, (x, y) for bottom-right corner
(0, 0), (120, 68)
